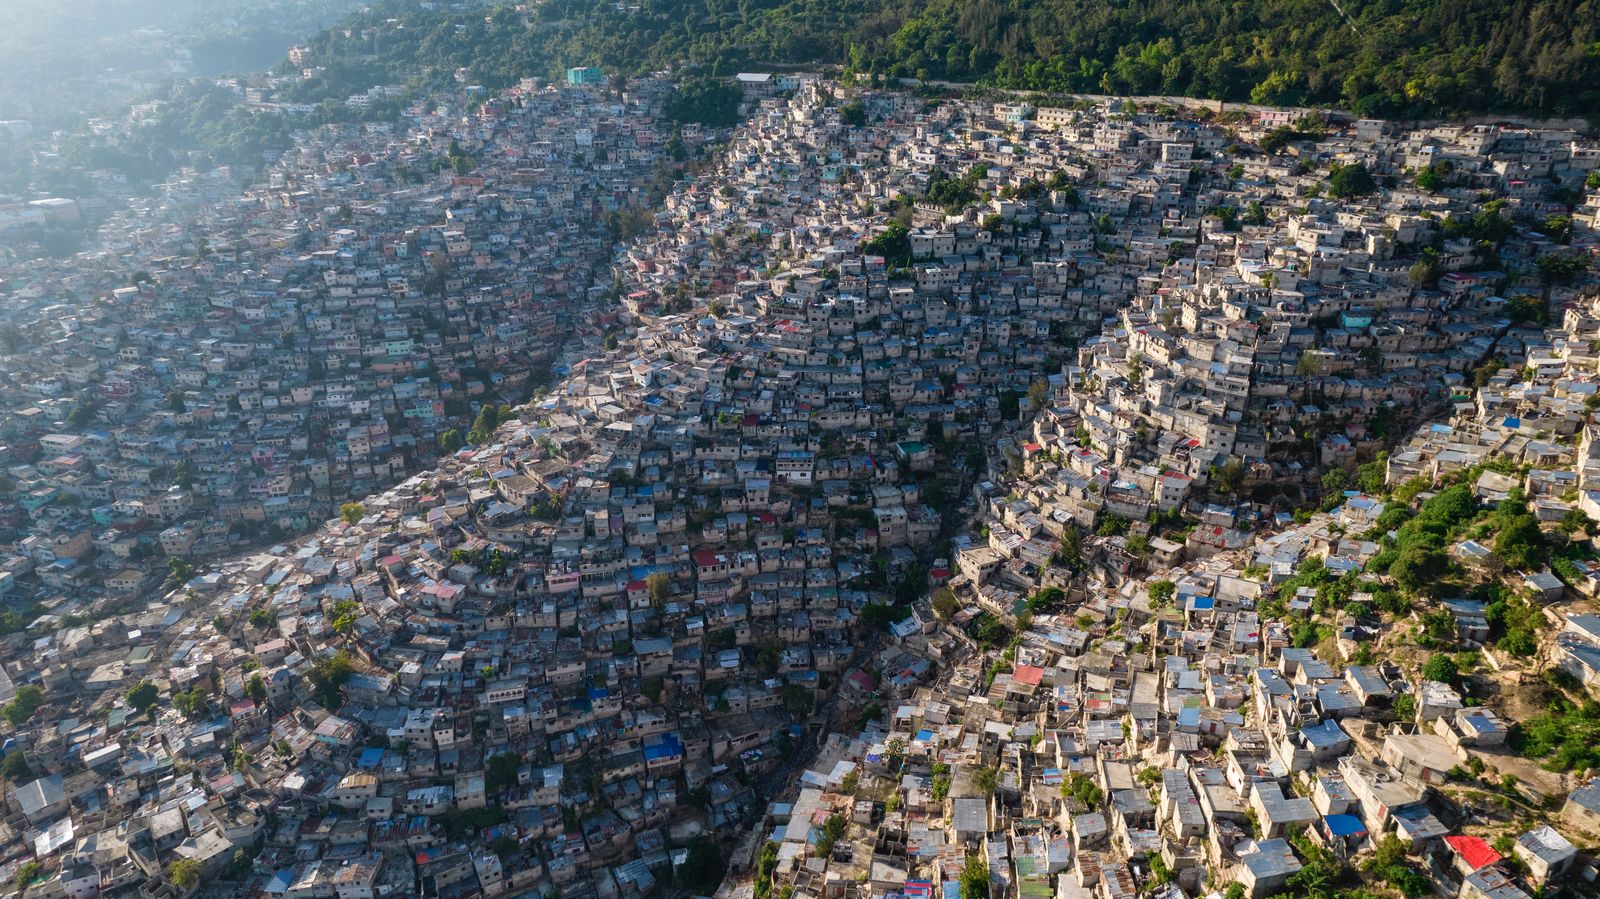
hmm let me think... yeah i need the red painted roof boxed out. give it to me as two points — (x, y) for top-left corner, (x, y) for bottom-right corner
(1444, 835), (1501, 871)
(1013, 664), (1044, 686)
(848, 670), (877, 690)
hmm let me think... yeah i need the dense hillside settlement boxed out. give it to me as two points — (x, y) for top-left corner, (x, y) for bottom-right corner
(0, 72), (1599, 899)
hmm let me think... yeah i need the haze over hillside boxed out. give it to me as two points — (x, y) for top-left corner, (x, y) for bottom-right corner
(7, 0), (1593, 201)
(0, 0), (367, 124)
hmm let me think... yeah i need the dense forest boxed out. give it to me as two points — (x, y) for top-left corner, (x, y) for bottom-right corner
(290, 0), (1599, 119)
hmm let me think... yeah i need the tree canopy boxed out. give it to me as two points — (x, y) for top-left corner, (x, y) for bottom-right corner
(286, 0), (1600, 122)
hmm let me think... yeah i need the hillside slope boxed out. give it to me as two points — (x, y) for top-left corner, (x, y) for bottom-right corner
(306, 0), (1599, 118)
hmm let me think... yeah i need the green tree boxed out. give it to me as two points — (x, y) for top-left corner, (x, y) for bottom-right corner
(339, 502), (365, 525)
(1356, 454), (1389, 494)
(960, 856), (990, 899)
(885, 736), (906, 771)
(816, 812), (848, 856)
(169, 858), (202, 889)
(782, 683), (814, 717)
(1542, 214), (1573, 244)
(1421, 654), (1459, 684)
(67, 401), (98, 427)
(1505, 294), (1547, 324)
(1209, 460), (1246, 494)
(1026, 586), (1066, 613)
(0, 751), (32, 782)
(755, 841), (780, 899)
(1537, 252), (1588, 284)
(3, 684), (45, 727)
(1415, 164), (1444, 191)
(1320, 468), (1350, 492)
(1409, 253), (1442, 288)
(165, 556), (197, 589)
(862, 222), (912, 267)
(1494, 511), (1545, 570)
(647, 571), (671, 609)
(1394, 694), (1417, 720)
(127, 680), (159, 715)
(308, 650), (354, 709)
(678, 836), (725, 892)
(1327, 162), (1376, 198)
(173, 688), (208, 719)
(1390, 545), (1448, 594)
(1057, 528), (1082, 568)
(468, 403), (502, 445)
(666, 78), (743, 127)
(1365, 834), (1429, 898)
(1148, 579), (1175, 607)
(485, 752), (521, 792)
(329, 599), (361, 633)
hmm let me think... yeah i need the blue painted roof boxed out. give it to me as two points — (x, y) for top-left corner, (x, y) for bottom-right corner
(1325, 814), (1367, 836)
(643, 732), (683, 761)
(1302, 719), (1347, 746)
